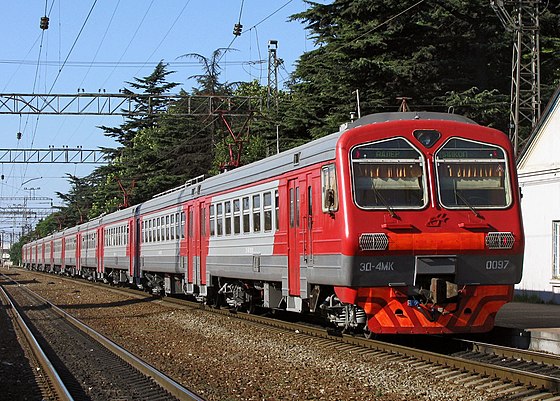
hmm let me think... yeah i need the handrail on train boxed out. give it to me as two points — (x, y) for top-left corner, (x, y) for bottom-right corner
(152, 175), (206, 199)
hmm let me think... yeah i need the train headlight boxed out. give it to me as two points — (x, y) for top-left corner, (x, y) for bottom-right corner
(359, 233), (389, 251)
(485, 232), (515, 249)
(413, 129), (441, 148)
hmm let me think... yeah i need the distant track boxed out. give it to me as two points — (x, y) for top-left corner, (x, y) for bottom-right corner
(0, 272), (205, 401)
(14, 268), (560, 400)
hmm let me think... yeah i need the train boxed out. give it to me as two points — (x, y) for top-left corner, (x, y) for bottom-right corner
(22, 111), (524, 335)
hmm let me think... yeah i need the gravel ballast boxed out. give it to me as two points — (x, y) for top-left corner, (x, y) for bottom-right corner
(4, 268), (497, 401)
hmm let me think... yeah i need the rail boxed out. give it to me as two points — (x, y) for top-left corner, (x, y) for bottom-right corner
(0, 282), (73, 401)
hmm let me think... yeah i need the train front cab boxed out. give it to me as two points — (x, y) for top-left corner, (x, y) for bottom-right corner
(333, 116), (524, 335)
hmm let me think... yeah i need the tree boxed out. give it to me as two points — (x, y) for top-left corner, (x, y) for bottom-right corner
(285, 0), (560, 139)
(94, 62), (182, 211)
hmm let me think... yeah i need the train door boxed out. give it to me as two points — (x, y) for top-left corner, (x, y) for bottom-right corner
(50, 240), (54, 268)
(186, 204), (201, 292)
(303, 173), (315, 267)
(61, 237), (66, 270)
(97, 227), (104, 276)
(199, 201), (207, 292)
(127, 217), (140, 282)
(76, 233), (81, 273)
(134, 216), (141, 282)
(287, 178), (301, 296)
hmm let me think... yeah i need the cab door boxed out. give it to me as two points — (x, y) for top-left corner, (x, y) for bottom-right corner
(287, 179), (301, 296)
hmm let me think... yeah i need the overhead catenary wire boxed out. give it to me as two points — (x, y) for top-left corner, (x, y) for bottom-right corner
(47, 0), (99, 94)
(134, 0), (193, 78)
(100, 0), (156, 89)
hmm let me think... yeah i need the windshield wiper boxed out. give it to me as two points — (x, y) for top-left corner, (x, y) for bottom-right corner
(455, 190), (482, 219)
(371, 182), (397, 218)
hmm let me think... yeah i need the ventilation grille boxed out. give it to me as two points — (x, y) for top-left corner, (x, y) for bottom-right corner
(485, 232), (515, 249)
(359, 233), (389, 251)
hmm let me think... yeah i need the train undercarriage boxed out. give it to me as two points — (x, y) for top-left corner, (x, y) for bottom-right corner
(23, 262), (511, 335)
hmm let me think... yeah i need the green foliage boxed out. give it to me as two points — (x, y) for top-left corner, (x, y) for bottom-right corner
(15, 1), (560, 254)
(285, 0), (560, 141)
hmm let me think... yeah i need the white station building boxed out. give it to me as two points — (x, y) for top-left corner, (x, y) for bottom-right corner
(517, 86), (560, 304)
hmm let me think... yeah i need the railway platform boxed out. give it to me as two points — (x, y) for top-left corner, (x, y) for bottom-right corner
(482, 302), (560, 355)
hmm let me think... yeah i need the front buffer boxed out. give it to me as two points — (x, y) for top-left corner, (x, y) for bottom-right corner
(336, 284), (513, 335)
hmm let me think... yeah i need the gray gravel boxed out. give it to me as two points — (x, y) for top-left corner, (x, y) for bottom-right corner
(6, 267), (496, 401)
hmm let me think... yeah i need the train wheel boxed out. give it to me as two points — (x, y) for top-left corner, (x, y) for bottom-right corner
(363, 326), (375, 340)
(246, 295), (256, 314)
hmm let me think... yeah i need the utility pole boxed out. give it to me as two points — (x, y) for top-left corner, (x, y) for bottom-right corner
(490, 0), (541, 155)
(267, 40), (281, 154)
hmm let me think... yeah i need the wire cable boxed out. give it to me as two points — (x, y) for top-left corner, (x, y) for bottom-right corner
(47, 0), (99, 93)
(100, 0), (156, 89)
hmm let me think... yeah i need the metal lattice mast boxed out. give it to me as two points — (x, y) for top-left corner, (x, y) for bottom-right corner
(267, 40), (279, 112)
(491, 0), (541, 154)
(267, 40), (282, 153)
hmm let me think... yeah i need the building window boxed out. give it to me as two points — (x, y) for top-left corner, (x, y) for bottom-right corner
(553, 221), (560, 279)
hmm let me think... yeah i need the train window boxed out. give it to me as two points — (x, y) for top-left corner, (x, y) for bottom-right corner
(264, 192), (272, 232)
(181, 212), (185, 239)
(189, 209), (194, 237)
(233, 199), (241, 234)
(553, 221), (560, 279)
(295, 187), (300, 228)
(170, 215), (175, 240)
(351, 138), (426, 209)
(209, 205), (215, 236)
(253, 194), (261, 232)
(157, 217), (161, 242)
(176, 213), (181, 239)
(242, 197), (250, 233)
(166, 216), (170, 241)
(201, 206), (206, 237)
(308, 186), (313, 216)
(225, 201), (232, 235)
(435, 138), (511, 208)
(126, 225), (129, 245)
(289, 188), (295, 228)
(216, 203), (223, 236)
(275, 190), (279, 231)
(321, 164), (339, 212)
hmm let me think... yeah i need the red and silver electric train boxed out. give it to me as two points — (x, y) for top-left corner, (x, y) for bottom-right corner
(22, 112), (524, 335)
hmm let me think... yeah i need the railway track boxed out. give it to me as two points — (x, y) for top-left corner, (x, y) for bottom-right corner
(0, 273), (204, 401)
(0, 283), (71, 401)
(10, 268), (560, 400)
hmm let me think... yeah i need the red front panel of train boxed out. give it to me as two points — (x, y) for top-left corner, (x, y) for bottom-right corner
(332, 118), (523, 334)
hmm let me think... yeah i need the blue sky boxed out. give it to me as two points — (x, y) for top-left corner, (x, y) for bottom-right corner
(0, 0), (320, 236)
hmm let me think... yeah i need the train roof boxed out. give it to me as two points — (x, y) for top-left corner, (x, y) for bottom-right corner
(37, 111), (482, 233)
(138, 127), (342, 213)
(345, 111), (478, 130)
(138, 111), (480, 213)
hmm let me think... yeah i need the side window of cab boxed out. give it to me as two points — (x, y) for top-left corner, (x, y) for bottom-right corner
(321, 164), (339, 213)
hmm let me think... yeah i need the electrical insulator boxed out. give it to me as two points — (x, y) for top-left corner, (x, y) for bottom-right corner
(233, 23), (243, 36)
(40, 16), (49, 30)
(16, 132), (22, 140)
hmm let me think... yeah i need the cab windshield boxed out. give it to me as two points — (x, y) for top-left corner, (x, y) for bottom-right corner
(351, 138), (427, 209)
(435, 138), (511, 208)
